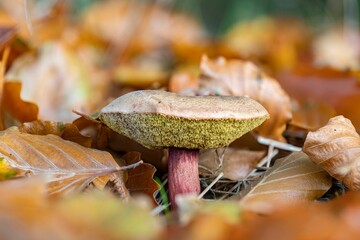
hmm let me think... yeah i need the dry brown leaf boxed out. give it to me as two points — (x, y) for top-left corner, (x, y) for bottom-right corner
(277, 64), (360, 130)
(122, 151), (159, 203)
(168, 67), (199, 93)
(0, 127), (129, 197)
(239, 151), (331, 213)
(303, 115), (360, 190)
(2, 80), (38, 127)
(73, 116), (167, 172)
(19, 120), (92, 148)
(0, 177), (160, 240)
(113, 63), (168, 88)
(199, 148), (265, 180)
(199, 55), (292, 141)
(81, 0), (206, 55)
(290, 99), (337, 130)
(233, 192), (360, 240)
(5, 43), (95, 122)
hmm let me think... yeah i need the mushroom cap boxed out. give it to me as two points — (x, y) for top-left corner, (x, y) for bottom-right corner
(99, 90), (269, 149)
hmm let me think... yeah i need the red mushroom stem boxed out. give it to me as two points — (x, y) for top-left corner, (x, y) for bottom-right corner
(168, 147), (200, 209)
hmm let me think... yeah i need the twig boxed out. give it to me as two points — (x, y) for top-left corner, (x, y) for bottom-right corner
(198, 172), (224, 199)
(119, 160), (143, 171)
(257, 136), (302, 152)
(151, 203), (171, 216)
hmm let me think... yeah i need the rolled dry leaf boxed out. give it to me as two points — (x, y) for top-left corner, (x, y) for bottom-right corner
(303, 115), (360, 190)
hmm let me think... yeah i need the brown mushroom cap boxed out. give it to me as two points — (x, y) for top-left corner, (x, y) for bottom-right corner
(99, 90), (269, 149)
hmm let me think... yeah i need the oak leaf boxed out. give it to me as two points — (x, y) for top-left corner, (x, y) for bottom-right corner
(303, 115), (360, 190)
(199, 55), (292, 141)
(239, 151), (331, 213)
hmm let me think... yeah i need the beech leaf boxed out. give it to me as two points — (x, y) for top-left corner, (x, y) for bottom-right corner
(122, 151), (159, 203)
(0, 127), (130, 197)
(239, 151), (331, 213)
(303, 115), (360, 190)
(199, 55), (292, 141)
(199, 148), (265, 180)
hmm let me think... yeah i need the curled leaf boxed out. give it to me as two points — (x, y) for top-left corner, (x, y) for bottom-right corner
(239, 151), (331, 213)
(303, 115), (360, 190)
(199, 55), (292, 141)
(122, 151), (159, 203)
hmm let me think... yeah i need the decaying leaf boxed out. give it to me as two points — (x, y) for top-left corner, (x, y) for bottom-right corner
(0, 127), (129, 197)
(290, 99), (337, 130)
(239, 151), (331, 213)
(303, 115), (360, 190)
(19, 120), (92, 148)
(0, 177), (160, 240)
(0, 49), (38, 129)
(122, 151), (159, 203)
(233, 191), (360, 240)
(199, 55), (292, 141)
(199, 148), (265, 180)
(313, 27), (360, 69)
(2, 81), (38, 124)
(168, 66), (199, 93)
(277, 64), (360, 130)
(5, 43), (93, 122)
(0, 157), (17, 180)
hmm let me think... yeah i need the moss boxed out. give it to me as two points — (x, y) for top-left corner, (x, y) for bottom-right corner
(100, 112), (268, 149)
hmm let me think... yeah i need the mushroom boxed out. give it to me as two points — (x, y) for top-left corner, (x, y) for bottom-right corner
(99, 90), (269, 208)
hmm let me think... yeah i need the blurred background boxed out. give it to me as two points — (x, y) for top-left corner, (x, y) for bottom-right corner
(1, 0), (360, 136)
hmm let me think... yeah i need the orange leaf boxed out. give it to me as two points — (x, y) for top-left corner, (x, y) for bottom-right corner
(3, 81), (38, 123)
(122, 151), (159, 203)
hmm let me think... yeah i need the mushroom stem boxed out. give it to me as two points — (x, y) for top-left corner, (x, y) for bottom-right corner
(168, 147), (200, 209)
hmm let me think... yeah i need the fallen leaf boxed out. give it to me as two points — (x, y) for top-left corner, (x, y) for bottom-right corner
(113, 62), (169, 88)
(303, 115), (360, 190)
(239, 151), (332, 213)
(313, 27), (360, 69)
(222, 17), (309, 72)
(73, 116), (167, 172)
(0, 177), (160, 240)
(234, 192), (360, 240)
(199, 148), (265, 180)
(0, 127), (129, 197)
(168, 66), (199, 93)
(0, 49), (37, 130)
(0, 157), (17, 180)
(122, 151), (159, 203)
(290, 99), (337, 130)
(19, 120), (92, 148)
(81, 0), (207, 56)
(2, 81), (38, 124)
(199, 55), (292, 141)
(5, 42), (94, 122)
(277, 64), (360, 130)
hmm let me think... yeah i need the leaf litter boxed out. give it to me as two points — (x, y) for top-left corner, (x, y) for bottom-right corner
(1, 0), (360, 239)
